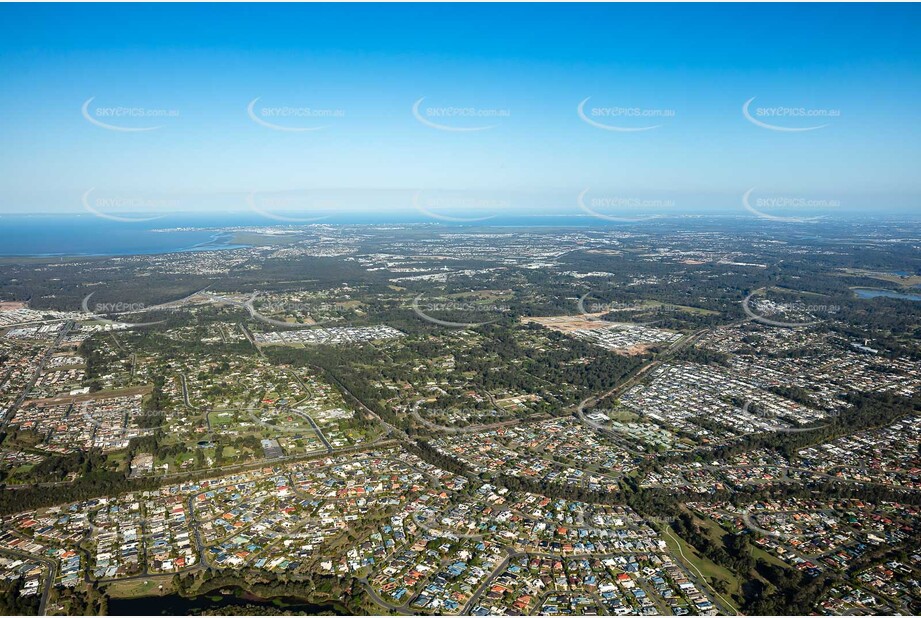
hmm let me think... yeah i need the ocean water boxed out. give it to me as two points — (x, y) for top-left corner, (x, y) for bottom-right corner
(0, 215), (253, 257)
(0, 212), (658, 257)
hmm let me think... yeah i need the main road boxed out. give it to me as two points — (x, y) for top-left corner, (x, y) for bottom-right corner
(0, 321), (73, 431)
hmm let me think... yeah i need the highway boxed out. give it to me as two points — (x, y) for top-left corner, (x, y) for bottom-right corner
(0, 320), (72, 431)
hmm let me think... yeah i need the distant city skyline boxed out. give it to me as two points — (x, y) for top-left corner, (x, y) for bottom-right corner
(1, 3), (919, 217)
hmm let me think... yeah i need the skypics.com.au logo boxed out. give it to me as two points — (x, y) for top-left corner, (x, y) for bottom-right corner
(741, 398), (841, 434)
(578, 189), (671, 223)
(82, 406), (178, 437)
(577, 97), (675, 132)
(247, 97), (345, 132)
(246, 190), (337, 224)
(412, 295), (511, 328)
(412, 97), (510, 132)
(80, 294), (167, 328)
(81, 97), (179, 132)
(245, 295), (340, 329)
(412, 190), (509, 223)
(78, 286), (215, 329)
(741, 288), (839, 328)
(81, 188), (177, 223)
(742, 97), (840, 132)
(742, 188), (839, 223)
(576, 293), (642, 318)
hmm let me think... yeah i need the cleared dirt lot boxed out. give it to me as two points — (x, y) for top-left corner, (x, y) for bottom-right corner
(520, 314), (615, 332)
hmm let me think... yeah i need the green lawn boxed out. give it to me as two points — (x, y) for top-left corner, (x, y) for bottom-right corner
(662, 525), (743, 606)
(106, 576), (174, 598)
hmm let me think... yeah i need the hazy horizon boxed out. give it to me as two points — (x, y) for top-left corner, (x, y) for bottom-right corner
(1, 3), (919, 223)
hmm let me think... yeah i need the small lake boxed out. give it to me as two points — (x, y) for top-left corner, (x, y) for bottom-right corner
(854, 288), (921, 301)
(108, 589), (349, 616)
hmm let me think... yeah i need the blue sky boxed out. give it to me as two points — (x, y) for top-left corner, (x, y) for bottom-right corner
(0, 3), (919, 218)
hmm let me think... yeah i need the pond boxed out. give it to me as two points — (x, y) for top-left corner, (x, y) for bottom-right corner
(854, 288), (921, 301)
